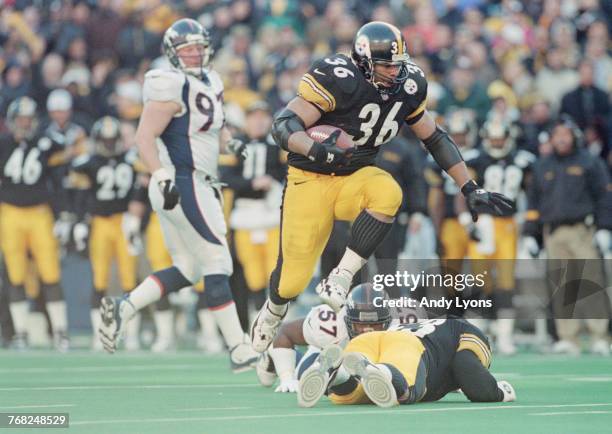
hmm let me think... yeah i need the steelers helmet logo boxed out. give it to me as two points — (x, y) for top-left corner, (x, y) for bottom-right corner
(404, 78), (418, 95)
(354, 35), (371, 57)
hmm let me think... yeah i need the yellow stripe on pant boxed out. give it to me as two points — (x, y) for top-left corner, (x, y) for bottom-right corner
(330, 331), (426, 405)
(90, 213), (137, 292)
(0, 203), (60, 286)
(273, 166), (402, 300)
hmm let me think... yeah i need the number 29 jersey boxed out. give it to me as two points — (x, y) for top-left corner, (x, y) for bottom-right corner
(293, 53), (428, 176)
(142, 68), (225, 177)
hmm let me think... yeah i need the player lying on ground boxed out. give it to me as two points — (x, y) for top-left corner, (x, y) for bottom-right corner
(298, 318), (516, 408)
(257, 284), (408, 392)
(251, 21), (515, 354)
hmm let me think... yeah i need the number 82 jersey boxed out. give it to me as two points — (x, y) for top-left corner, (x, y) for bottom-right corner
(292, 53), (428, 176)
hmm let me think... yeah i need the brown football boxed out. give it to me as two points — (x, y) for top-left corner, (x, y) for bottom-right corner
(306, 125), (354, 150)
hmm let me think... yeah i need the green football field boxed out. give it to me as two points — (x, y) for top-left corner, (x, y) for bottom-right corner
(1, 351), (611, 434)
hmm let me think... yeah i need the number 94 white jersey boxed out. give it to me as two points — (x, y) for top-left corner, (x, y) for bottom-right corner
(143, 68), (225, 177)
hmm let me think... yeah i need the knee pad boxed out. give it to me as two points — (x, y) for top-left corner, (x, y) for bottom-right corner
(42, 283), (64, 302)
(203, 274), (234, 308)
(153, 266), (192, 295)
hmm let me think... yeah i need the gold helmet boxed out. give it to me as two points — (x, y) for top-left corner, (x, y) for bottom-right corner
(91, 116), (122, 156)
(481, 116), (516, 159)
(6, 96), (38, 140)
(446, 110), (477, 149)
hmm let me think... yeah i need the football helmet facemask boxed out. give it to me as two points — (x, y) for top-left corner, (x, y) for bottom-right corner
(481, 117), (516, 159)
(7, 96), (38, 140)
(351, 21), (410, 96)
(163, 18), (213, 81)
(344, 283), (392, 338)
(91, 116), (122, 157)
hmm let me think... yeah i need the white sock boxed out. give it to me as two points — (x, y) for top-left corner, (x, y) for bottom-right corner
(336, 248), (367, 276)
(210, 302), (244, 348)
(126, 276), (163, 312)
(46, 301), (67, 333)
(125, 312), (141, 341)
(90, 308), (101, 338)
(330, 365), (351, 386)
(9, 301), (29, 334)
(267, 300), (288, 317)
(154, 310), (174, 341)
(198, 308), (220, 339)
(269, 347), (297, 381)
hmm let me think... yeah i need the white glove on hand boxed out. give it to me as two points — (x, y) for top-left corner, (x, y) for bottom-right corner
(497, 380), (517, 402)
(275, 378), (298, 393)
(72, 221), (89, 253)
(522, 236), (541, 258)
(227, 139), (248, 161)
(594, 229), (611, 258)
(121, 213), (143, 255)
(53, 213), (75, 246)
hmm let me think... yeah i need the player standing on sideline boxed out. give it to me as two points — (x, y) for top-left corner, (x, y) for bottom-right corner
(98, 18), (259, 372)
(251, 21), (515, 352)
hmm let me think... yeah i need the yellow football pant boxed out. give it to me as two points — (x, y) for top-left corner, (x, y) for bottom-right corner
(234, 228), (279, 291)
(330, 331), (426, 405)
(90, 213), (137, 292)
(0, 203), (60, 286)
(273, 166), (402, 300)
(440, 218), (469, 260)
(468, 217), (517, 291)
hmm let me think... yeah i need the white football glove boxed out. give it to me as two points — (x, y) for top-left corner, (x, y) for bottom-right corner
(522, 236), (541, 258)
(72, 221), (89, 253)
(121, 213), (143, 256)
(227, 139), (248, 161)
(53, 212), (75, 246)
(275, 378), (299, 393)
(594, 229), (611, 259)
(497, 380), (516, 402)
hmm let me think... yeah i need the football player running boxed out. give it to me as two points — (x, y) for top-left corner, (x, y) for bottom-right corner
(298, 318), (516, 408)
(251, 21), (514, 353)
(98, 18), (257, 372)
(257, 284), (409, 393)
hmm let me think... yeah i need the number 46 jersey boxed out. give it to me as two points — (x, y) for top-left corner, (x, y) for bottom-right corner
(293, 53), (428, 176)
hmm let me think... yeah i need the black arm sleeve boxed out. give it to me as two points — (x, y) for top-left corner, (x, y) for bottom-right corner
(422, 125), (464, 171)
(403, 147), (428, 215)
(271, 108), (306, 152)
(452, 350), (504, 402)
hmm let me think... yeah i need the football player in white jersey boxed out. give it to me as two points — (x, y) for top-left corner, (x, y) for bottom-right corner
(257, 284), (422, 392)
(98, 18), (257, 372)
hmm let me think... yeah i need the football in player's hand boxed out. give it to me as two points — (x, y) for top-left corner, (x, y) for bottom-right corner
(306, 125), (354, 150)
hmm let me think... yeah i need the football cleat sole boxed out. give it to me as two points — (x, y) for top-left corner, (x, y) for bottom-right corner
(298, 344), (344, 408)
(343, 352), (398, 408)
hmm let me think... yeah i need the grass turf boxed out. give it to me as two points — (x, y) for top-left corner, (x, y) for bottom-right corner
(0, 351), (611, 434)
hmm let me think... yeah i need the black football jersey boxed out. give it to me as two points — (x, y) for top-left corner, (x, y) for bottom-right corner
(424, 149), (480, 219)
(390, 318), (491, 402)
(71, 150), (140, 216)
(466, 149), (535, 216)
(0, 133), (65, 207)
(220, 134), (286, 199)
(292, 53), (428, 175)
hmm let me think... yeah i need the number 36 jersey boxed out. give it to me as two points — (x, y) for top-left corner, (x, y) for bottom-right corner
(293, 53), (428, 176)
(143, 68), (225, 177)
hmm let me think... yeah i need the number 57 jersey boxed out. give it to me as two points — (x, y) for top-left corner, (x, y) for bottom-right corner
(143, 68), (225, 177)
(292, 53), (428, 176)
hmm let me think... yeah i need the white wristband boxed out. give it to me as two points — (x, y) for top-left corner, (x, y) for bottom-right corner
(152, 167), (172, 184)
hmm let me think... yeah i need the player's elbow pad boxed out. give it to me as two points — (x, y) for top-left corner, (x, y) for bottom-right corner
(422, 125), (464, 171)
(272, 108), (305, 151)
